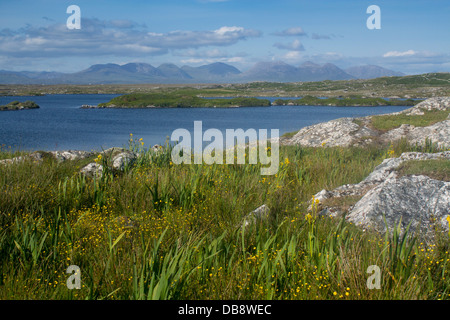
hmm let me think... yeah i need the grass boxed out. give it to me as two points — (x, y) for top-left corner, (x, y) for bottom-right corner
(0, 137), (449, 300)
(370, 109), (450, 132)
(397, 159), (450, 181)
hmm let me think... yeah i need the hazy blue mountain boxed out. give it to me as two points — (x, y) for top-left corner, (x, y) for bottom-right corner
(240, 61), (354, 82)
(299, 61), (321, 68)
(182, 62), (241, 81)
(240, 61), (300, 82)
(57, 63), (169, 84)
(0, 70), (66, 84)
(0, 71), (37, 84)
(157, 63), (192, 79)
(121, 63), (163, 76)
(345, 65), (405, 79)
(0, 61), (405, 84)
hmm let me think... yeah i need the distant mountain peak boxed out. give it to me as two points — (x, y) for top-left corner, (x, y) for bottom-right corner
(300, 61), (320, 68)
(242, 61), (353, 82)
(345, 65), (405, 79)
(197, 62), (241, 75)
(157, 63), (192, 79)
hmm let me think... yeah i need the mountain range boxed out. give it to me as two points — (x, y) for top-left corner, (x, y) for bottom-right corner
(0, 61), (404, 84)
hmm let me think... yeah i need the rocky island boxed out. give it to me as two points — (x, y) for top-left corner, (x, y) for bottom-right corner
(0, 100), (40, 111)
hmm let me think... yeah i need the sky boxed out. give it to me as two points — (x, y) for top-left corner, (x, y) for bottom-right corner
(0, 0), (449, 74)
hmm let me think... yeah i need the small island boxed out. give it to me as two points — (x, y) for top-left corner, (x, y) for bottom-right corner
(93, 91), (423, 110)
(0, 100), (40, 111)
(96, 92), (271, 108)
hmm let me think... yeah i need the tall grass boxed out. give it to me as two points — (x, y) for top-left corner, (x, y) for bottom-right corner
(0, 139), (449, 299)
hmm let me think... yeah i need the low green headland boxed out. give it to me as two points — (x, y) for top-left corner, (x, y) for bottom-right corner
(97, 92), (271, 108)
(273, 96), (420, 107)
(97, 92), (423, 109)
(0, 100), (39, 111)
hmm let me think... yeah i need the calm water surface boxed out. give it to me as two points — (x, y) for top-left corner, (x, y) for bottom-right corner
(0, 94), (411, 151)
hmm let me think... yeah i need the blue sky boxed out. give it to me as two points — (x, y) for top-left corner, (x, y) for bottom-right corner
(0, 0), (449, 74)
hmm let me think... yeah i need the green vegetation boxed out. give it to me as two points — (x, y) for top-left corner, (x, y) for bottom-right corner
(0, 100), (39, 111)
(273, 95), (421, 107)
(1, 137), (450, 300)
(370, 109), (450, 131)
(98, 92), (271, 108)
(1, 72), (449, 98)
(397, 159), (450, 181)
(99, 92), (423, 109)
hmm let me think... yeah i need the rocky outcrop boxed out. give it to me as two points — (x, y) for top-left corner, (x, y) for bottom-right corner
(49, 150), (95, 162)
(79, 147), (137, 178)
(101, 147), (137, 170)
(380, 120), (449, 149)
(399, 97), (450, 115)
(313, 151), (450, 239)
(79, 162), (104, 179)
(242, 204), (271, 228)
(283, 117), (378, 148)
(346, 175), (449, 239)
(283, 97), (450, 148)
(0, 150), (93, 165)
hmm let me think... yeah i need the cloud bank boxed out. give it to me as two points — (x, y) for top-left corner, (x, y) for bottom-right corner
(0, 19), (261, 59)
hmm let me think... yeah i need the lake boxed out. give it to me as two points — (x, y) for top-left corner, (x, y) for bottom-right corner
(0, 94), (411, 152)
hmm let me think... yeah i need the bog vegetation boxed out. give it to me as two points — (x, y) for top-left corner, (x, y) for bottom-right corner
(1, 136), (449, 300)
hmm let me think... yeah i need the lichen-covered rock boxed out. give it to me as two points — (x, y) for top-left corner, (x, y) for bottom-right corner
(401, 97), (450, 115)
(79, 162), (103, 178)
(282, 97), (450, 148)
(346, 175), (450, 239)
(79, 148), (137, 177)
(283, 117), (378, 148)
(111, 152), (136, 171)
(0, 150), (93, 165)
(380, 120), (450, 148)
(242, 204), (271, 227)
(313, 152), (450, 209)
(311, 151), (450, 240)
(49, 150), (95, 162)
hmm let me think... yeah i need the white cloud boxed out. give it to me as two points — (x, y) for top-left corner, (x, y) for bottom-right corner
(273, 27), (306, 37)
(214, 26), (244, 35)
(273, 39), (305, 51)
(0, 20), (260, 59)
(282, 51), (303, 62)
(311, 33), (332, 40)
(383, 50), (417, 58)
(180, 56), (244, 65)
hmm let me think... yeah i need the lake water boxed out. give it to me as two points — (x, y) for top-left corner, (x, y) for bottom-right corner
(0, 94), (411, 152)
